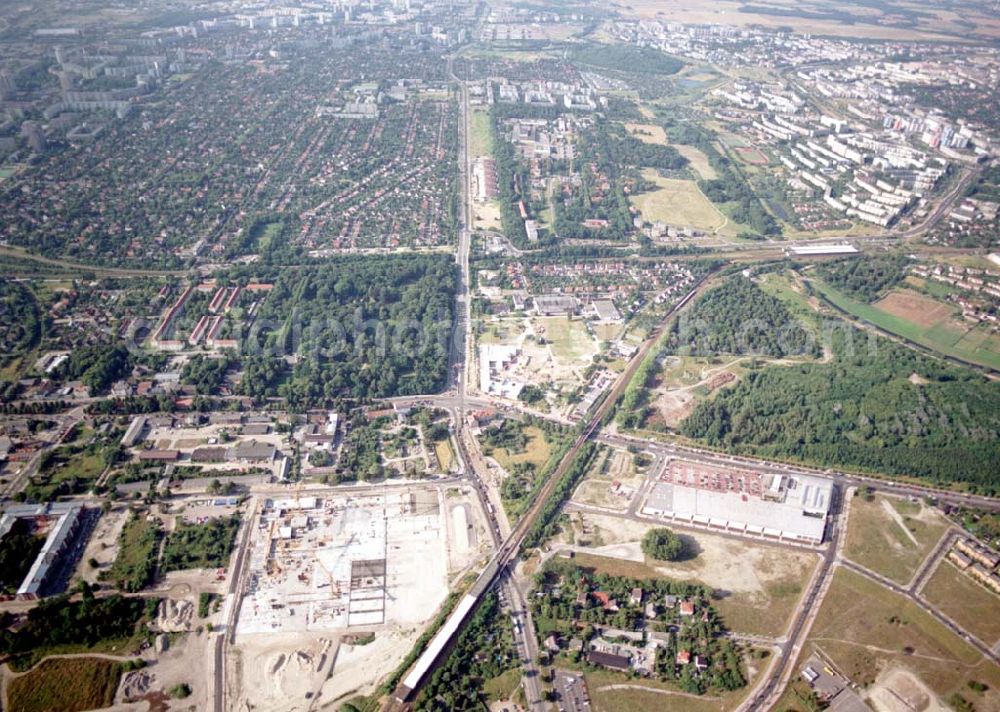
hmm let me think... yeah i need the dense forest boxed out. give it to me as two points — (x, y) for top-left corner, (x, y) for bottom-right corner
(181, 354), (236, 395)
(0, 520), (45, 594)
(231, 255), (456, 407)
(0, 281), (43, 370)
(680, 327), (1000, 491)
(54, 344), (131, 395)
(814, 255), (910, 302)
(0, 587), (154, 669)
(161, 516), (239, 573)
(568, 44), (684, 75)
(666, 276), (821, 357)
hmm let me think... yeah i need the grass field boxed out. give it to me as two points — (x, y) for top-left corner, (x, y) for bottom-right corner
(583, 664), (751, 711)
(104, 513), (160, 591)
(469, 107), (493, 158)
(568, 540), (817, 638)
(922, 560), (1000, 647)
(490, 425), (553, 472)
(433, 438), (454, 472)
(793, 567), (1000, 706)
(674, 144), (717, 180)
(812, 279), (1000, 371)
(8, 657), (125, 712)
(622, 123), (718, 178)
(843, 494), (950, 585)
(535, 317), (599, 365)
(632, 171), (728, 232)
(483, 668), (521, 702)
(571, 446), (642, 511)
(623, 123), (668, 145)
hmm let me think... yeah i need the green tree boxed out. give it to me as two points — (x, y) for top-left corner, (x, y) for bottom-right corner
(642, 528), (687, 561)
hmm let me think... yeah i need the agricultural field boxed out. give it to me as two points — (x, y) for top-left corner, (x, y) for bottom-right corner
(7, 657), (125, 712)
(787, 567), (1000, 709)
(559, 515), (819, 638)
(921, 560), (1000, 648)
(632, 172), (729, 233)
(843, 493), (951, 585)
(811, 279), (1000, 371)
(619, 0), (987, 41)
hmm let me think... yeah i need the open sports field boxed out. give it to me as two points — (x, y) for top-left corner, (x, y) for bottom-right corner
(632, 171), (728, 232)
(733, 146), (769, 166)
(813, 280), (1000, 371)
(535, 316), (599, 365)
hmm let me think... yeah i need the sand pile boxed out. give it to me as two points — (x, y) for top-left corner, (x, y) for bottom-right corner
(156, 598), (194, 632)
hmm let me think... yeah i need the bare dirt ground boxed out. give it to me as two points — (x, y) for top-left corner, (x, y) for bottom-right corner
(231, 633), (335, 712)
(866, 667), (950, 712)
(564, 512), (814, 596)
(71, 505), (129, 585)
(571, 448), (644, 511)
(319, 628), (420, 706)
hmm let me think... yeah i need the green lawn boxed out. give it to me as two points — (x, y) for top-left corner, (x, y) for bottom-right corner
(483, 668), (521, 701)
(538, 317), (598, 364)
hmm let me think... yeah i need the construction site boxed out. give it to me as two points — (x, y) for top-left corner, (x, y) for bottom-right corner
(230, 485), (490, 707)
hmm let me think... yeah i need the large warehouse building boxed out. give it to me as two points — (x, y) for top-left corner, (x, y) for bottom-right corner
(641, 459), (832, 545)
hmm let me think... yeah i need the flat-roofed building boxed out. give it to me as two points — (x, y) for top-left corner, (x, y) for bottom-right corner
(642, 459), (831, 545)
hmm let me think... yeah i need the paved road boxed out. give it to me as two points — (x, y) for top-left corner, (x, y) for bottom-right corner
(842, 558), (1000, 665)
(739, 485), (845, 710)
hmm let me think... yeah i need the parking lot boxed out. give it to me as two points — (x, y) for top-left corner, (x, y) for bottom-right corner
(553, 669), (590, 712)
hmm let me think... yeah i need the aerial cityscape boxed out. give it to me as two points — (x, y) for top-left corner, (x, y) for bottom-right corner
(0, 1), (998, 711)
